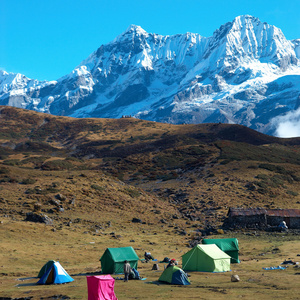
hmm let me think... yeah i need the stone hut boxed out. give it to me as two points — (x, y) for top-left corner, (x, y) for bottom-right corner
(266, 209), (300, 229)
(225, 208), (267, 229)
(225, 207), (300, 229)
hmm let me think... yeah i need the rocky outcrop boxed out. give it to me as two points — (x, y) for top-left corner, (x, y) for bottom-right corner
(25, 212), (53, 225)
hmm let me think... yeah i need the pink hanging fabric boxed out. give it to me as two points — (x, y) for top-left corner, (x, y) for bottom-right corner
(87, 275), (118, 300)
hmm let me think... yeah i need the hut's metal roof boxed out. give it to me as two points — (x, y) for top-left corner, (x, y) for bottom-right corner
(228, 208), (267, 217)
(266, 209), (300, 217)
(228, 208), (300, 218)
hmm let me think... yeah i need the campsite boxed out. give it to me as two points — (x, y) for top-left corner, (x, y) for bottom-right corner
(0, 107), (300, 299)
(1, 218), (300, 299)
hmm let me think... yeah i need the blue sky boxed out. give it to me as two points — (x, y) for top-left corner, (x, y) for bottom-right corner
(1, 0), (300, 81)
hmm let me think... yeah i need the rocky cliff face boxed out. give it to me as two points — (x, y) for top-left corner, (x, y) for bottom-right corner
(1, 15), (300, 136)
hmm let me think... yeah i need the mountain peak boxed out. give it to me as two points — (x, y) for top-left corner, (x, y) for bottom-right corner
(111, 25), (148, 44)
(123, 24), (147, 35)
(212, 15), (263, 39)
(232, 15), (260, 24)
(229, 15), (274, 33)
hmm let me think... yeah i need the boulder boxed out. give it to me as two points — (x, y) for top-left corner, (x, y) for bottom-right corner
(132, 217), (142, 223)
(25, 212), (53, 225)
(231, 274), (240, 282)
(55, 194), (66, 201)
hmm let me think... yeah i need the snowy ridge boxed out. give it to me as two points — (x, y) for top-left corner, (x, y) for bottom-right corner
(1, 15), (300, 136)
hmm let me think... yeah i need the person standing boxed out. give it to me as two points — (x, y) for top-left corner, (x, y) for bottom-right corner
(123, 260), (131, 282)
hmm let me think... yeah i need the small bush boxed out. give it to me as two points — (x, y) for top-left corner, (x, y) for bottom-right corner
(271, 176), (284, 186)
(257, 181), (268, 189)
(291, 174), (300, 182)
(91, 184), (104, 191)
(0, 167), (9, 175)
(20, 178), (37, 185)
(286, 190), (299, 196)
(3, 159), (20, 166)
(41, 160), (74, 171)
(220, 159), (231, 165)
(25, 185), (59, 195)
(45, 187), (60, 193)
(258, 163), (277, 172)
(20, 156), (49, 167)
(256, 174), (268, 180)
(66, 156), (83, 162)
(156, 173), (178, 181)
(248, 165), (258, 169)
(124, 187), (140, 198)
(258, 163), (290, 175)
(0, 176), (12, 183)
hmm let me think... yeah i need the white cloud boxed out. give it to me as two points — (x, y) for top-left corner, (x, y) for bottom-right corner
(273, 107), (300, 138)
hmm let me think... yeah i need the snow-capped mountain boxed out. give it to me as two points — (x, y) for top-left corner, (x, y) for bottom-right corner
(1, 15), (300, 136)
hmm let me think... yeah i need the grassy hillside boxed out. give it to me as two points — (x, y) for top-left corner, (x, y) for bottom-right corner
(0, 106), (300, 299)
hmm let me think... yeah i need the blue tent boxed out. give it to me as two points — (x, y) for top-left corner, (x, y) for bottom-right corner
(37, 261), (74, 285)
(159, 266), (190, 285)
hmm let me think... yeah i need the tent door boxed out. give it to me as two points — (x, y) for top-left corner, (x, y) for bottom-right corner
(46, 268), (54, 284)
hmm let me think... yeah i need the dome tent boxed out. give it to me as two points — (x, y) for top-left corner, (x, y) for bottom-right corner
(37, 260), (56, 278)
(37, 261), (74, 285)
(182, 244), (231, 272)
(158, 266), (190, 285)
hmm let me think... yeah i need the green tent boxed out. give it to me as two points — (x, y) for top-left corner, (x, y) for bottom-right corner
(182, 244), (231, 272)
(100, 246), (139, 274)
(38, 260), (56, 278)
(159, 266), (190, 285)
(202, 238), (240, 263)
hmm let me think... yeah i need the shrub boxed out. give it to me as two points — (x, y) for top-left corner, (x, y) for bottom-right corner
(258, 163), (291, 175)
(255, 174), (268, 180)
(91, 184), (104, 191)
(20, 156), (49, 167)
(286, 190), (299, 196)
(156, 172), (178, 181)
(258, 163), (277, 172)
(255, 181), (268, 189)
(220, 159), (232, 165)
(271, 175), (284, 186)
(291, 174), (300, 182)
(0, 167), (9, 175)
(124, 187), (140, 198)
(66, 156), (83, 162)
(41, 160), (74, 171)
(0, 176), (12, 183)
(3, 159), (20, 166)
(25, 185), (59, 195)
(248, 165), (258, 169)
(20, 178), (36, 184)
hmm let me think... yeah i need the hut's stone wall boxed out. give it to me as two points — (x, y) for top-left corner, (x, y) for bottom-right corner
(226, 214), (267, 229)
(224, 208), (300, 229)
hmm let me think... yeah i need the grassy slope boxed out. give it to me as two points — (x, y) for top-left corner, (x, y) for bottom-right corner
(0, 106), (300, 299)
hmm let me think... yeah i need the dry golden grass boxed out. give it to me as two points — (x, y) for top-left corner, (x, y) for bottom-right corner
(0, 106), (300, 299)
(1, 218), (299, 299)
